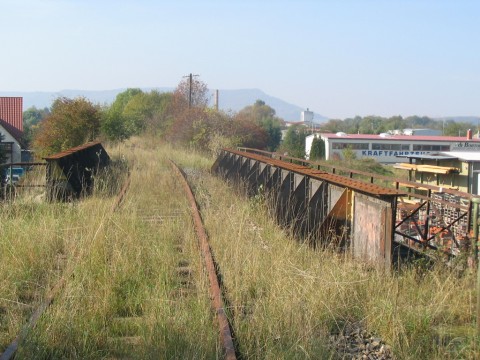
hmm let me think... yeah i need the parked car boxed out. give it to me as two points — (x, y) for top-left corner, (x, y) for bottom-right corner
(5, 174), (20, 185)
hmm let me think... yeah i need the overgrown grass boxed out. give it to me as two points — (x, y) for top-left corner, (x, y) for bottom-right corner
(2, 137), (218, 359)
(1, 136), (478, 359)
(193, 165), (479, 359)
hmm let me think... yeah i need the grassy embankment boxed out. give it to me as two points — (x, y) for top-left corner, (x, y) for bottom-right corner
(1, 136), (478, 359)
(192, 152), (478, 359)
(1, 138), (218, 359)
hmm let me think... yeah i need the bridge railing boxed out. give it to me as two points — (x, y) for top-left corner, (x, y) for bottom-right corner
(236, 147), (478, 259)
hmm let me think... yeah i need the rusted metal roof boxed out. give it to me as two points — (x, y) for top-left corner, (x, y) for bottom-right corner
(228, 149), (404, 197)
(43, 141), (103, 160)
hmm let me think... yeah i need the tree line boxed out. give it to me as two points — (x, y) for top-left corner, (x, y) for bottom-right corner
(22, 78), (291, 159)
(16, 76), (480, 161)
(320, 115), (477, 137)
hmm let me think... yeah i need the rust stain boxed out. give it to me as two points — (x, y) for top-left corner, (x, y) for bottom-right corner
(226, 149), (404, 197)
(43, 141), (103, 160)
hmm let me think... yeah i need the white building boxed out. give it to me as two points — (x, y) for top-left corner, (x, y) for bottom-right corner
(306, 132), (480, 163)
(301, 109), (314, 123)
(0, 97), (24, 164)
(0, 119), (23, 163)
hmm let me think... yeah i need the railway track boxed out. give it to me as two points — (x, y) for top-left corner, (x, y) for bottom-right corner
(1, 162), (237, 359)
(2, 144), (475, 359)
(0, 173), (131, 360)
(169, 160), (237, 360)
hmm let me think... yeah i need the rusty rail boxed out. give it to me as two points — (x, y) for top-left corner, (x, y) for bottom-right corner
(0, 278), (67, 360)
(0, 172), (132, 360)
(111, 171), (131, 212)
(169, 160), (237, 360)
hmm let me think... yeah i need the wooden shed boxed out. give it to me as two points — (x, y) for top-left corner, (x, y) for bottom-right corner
(43, 141), (110, 201)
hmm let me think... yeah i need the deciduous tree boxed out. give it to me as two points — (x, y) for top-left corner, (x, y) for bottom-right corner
(123, 91), (174, 135)
(236, 100), (276, 123)
(33, 97), (101, 157)
(101, 88), (143, 141)
(173, 75), (210, 110)
(235, 100), (284, 151)
(279, 125), (308, 158)
(443, 120), (472, 137)
(259, 117), (282, 151)
(23, 106), (50, 146)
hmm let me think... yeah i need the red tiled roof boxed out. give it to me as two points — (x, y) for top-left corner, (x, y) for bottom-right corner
(0, 97), (23, 132)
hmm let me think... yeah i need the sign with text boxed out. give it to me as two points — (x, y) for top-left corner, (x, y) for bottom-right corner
(451, 142), (480, 151)
(360, 150), (428, 157)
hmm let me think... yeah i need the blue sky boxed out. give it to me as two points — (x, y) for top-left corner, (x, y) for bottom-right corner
(1, 0), (478, 119)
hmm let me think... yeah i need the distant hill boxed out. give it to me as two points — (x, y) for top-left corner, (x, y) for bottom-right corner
(209, 88), (327, 122)
(0, 88), (328, 123)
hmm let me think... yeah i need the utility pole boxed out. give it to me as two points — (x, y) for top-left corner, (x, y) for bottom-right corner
(183, 73), (199, 108)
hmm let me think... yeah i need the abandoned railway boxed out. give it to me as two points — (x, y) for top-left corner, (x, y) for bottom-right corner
(0, 140), (479, 359)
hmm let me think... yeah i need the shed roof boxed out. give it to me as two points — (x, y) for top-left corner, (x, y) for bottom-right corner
(441, 151), (480, 162)
(43, 141), (103, 160)
(397, 151), (480, 162)
(396, 153), (458, 161)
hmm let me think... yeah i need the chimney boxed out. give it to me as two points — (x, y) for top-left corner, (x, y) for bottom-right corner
(214, 89), (219, 111)
(467, 129), (472, 140)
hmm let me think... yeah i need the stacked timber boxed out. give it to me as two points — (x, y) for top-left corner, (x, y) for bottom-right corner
(393, 163), (460, 174)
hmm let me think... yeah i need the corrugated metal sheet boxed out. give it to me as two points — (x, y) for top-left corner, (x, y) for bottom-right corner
(0, 97), (23, 132)
(43, 141), (103, 160)
(441, 151), (480, 162)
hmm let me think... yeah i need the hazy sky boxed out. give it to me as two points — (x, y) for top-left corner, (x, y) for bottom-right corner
(1, 0), (478, 119)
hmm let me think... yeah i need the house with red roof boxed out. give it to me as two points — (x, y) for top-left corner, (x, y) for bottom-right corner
(0, 97), (24, 163)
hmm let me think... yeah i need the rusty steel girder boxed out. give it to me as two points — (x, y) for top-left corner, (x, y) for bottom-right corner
(213, 149), (402, 266)
(214, 148), (477, 262)
(225, 148), (404, 197)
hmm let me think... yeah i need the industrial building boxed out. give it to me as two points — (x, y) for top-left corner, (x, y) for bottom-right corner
(0, 97), (24, 163)
(305, 131), (480, 163)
